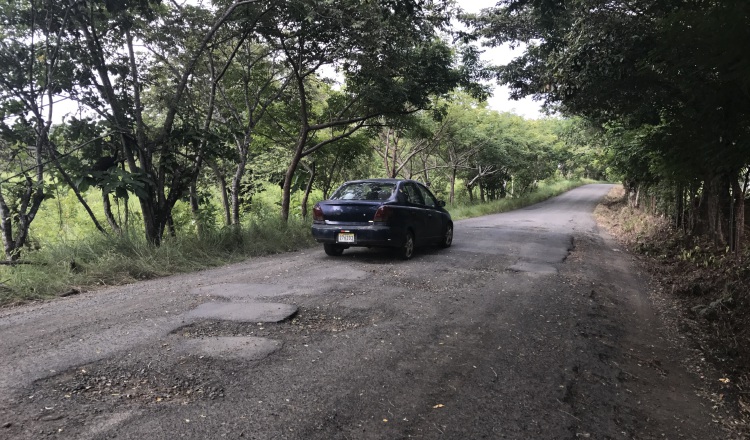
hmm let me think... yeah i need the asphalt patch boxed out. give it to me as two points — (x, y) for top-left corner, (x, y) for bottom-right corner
(176, 336), (282, 361)
(187, 302), (298, 322)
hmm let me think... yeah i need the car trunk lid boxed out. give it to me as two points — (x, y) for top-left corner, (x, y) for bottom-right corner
(319, 201), (382, 224)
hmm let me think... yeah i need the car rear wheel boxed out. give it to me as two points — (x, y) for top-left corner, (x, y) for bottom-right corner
(323, 243), (345, 256)
(399, 231), (415, 260)
(440, 224), (453, 248)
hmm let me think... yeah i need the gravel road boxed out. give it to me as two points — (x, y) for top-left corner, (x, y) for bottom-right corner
(0, 184), (732, 439)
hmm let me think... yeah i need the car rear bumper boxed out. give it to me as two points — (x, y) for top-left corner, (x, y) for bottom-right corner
(311, 223), (405, 247)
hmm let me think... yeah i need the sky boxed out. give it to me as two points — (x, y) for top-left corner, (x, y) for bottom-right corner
(455, 0), (545, 119)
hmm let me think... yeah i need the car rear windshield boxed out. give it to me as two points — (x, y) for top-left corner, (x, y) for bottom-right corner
(331, 182), (396, 201)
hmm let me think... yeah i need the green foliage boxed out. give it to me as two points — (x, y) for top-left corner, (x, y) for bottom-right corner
(470, 0), (750, 249)
(308, 132), (375, 198)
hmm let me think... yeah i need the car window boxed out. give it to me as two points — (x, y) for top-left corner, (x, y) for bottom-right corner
(399, 183), (424, 205)
(417, 184), (438, 208)
(331, 182), (395, 201)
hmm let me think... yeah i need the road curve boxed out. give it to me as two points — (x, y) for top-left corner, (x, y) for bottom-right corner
(0, 184), (731, 439)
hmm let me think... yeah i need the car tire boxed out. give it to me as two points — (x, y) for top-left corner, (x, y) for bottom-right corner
(439, 224), (453, 248)
(399, 231), (415, 260)
(324, 243), (345, 256)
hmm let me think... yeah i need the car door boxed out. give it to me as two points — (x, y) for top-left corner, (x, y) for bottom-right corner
(415, 183), (444, 241)
(397, 182), (429, 243)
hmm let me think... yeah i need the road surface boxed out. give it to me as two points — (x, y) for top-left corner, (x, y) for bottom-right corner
(0, 184), (730, 439)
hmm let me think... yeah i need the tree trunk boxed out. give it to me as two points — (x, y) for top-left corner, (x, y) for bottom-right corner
(281, 152), (302, 222)
(230, 157), (247, 227)
(281, 127), (310, 222)
(122, 194), (130, 236)
(229, 179), (240, 226)
(1, 182), (45, 262)
(730, 178), (744, 254)
(449, 166), (457, 205)
(188, 184), (204, 238)
(702, 175), (725, 246)
(390, 136), (399, 178)
(634, 185), (641, 208)
(0, 190), (18, 261)
(166, 215), (176, 238)
(0, 140), (48, 261)
(207, 161), (231, 227)
(675, 182), (684, 230)
(281, 70), (311, 223)
(102, 193), (122, 235)
(301, 162), (316, 219)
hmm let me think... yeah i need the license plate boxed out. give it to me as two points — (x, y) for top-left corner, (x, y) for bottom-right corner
(337, 232), (355, 243)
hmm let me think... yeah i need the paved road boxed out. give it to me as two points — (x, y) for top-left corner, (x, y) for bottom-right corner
(0, 184), (729, 439)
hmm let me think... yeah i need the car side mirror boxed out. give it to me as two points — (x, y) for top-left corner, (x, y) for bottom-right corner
(437, 200), (446, 208)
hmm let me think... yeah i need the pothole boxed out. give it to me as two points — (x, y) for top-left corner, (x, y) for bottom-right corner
(175, 305), (376, 340)
(28, 306), (379, 409)
(32, 357), (227, 406)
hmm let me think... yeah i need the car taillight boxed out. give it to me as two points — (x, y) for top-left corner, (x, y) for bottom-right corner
(373, 205), (393, 223)
(313, 204), (324, 221)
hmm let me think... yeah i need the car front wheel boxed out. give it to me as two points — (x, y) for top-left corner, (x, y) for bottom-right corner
(399, 231), (415, 260)
(324, 243), (345, 256)
(440, 224), (453, 248)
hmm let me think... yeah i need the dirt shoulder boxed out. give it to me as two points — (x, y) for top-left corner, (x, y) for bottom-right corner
(594, 185), (750, 437)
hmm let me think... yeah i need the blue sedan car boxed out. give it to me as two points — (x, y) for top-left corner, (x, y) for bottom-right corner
(311, 179), (453, 259)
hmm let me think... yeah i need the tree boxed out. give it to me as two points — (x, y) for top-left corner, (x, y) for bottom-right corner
(53, 0), (263, 244)
(240, 0), (463, 221)
(432, 96), (493, 204)
(553, 117), (608, 181)
(201, 36), (291, 227)
(47, 117), (133, 235)
(371, 114), (446, 180)
(0, 0), (74, 260)
(469, 0), (750, 250)
(309, 132), (374, 200)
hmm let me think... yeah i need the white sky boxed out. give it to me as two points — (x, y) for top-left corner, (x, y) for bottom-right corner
(455, 0), (545, 119)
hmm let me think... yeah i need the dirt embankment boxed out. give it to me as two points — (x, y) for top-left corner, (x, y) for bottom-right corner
(594, 185), (750, 436)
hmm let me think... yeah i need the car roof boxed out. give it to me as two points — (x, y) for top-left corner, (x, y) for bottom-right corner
(343, 178), (417, 185)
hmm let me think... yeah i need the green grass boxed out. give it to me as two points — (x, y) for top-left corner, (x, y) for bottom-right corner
(0, 178), (596, 307)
